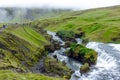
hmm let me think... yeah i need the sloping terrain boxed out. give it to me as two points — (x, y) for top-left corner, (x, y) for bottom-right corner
(32, 5), (120, 43)
(0, 25), (48, 70)
(0, 70), (64, 80)
(0, 5), (120, 80)
(0, 24), (69, 80)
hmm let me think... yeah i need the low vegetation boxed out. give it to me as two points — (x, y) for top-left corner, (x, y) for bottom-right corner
(0, 70), (64, 80)
(66, 44), (97, 65)
(44, 56), (71, 79)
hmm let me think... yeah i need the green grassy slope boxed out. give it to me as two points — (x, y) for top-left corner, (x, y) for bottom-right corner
(0, 24), (68, 80)
(0, 25), (56, 79)
(0, 70), (64, 80)
(6, 26), (48, 47)
(32, 5), (120, 43)
(0, 25), (66, 79)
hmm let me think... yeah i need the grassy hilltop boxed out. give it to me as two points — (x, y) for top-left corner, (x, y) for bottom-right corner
(32, 5), (120, 43)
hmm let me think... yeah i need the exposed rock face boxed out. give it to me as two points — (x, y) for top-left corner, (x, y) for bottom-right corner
(66, 44), (98, 65)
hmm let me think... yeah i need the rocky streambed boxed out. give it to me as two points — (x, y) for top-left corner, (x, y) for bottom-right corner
(31, 30), (120, 80)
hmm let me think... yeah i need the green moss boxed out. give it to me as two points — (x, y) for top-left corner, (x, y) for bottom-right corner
(44, 56), (71, 79)
(57, 30), (75, 39)
(80, 63), (90, 74)
(67, 44), (97, 65)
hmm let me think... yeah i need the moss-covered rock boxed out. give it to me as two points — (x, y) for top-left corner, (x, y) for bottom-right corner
(66, 44), (97, 65)
(57, 30), (76, 42)
(45, 40), (61, 52)
(63, 41), (73, 48)
(44, 56), (72, 79)
(80, 63), (90, 75)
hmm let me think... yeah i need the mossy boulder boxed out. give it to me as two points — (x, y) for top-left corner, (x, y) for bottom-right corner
(45, 40), (61, 52)
(44, 56), (72, 79)
(57, 30), (76, 42)
(66, 44), (97, 65)
(80, 63), (90, 75)
(63, 41), (73, 48)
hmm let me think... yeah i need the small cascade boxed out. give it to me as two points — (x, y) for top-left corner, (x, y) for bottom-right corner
(47, 31), (65, 45)
(47, 31), (120, 80)
(47, 31), (82, 70)
(75, 38), (82, 44)
(80, 42), (120, 80)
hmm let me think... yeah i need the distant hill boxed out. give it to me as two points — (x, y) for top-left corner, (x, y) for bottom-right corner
(0, 7), (71, 23)
(32, 5), (120, 43)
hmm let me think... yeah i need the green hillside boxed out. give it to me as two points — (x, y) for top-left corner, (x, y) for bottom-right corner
(0, 25), (48, 70)
(6, 26), (48, 47)
(32, 6), (120, 43)
(0, 5), (120, 80)
(0, 70), (64, 80)
(0, 24), (68, 80)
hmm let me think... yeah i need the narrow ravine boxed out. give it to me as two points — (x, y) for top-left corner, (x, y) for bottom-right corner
(47, 31), (120, 80)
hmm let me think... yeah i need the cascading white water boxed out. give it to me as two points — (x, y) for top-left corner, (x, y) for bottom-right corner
(47, 31), (120, 80)
(79, 42), (120, 80)
(75, 38), (82, 44)
(47, 31), (65, 45)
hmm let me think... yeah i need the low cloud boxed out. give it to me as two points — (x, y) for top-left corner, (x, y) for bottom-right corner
(0, 0), (120, 9)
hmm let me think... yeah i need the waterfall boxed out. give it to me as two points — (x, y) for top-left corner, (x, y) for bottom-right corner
(47, 31), (120, 80)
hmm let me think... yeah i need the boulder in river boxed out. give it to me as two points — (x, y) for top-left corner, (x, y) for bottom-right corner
(56, 30), (76, 42)
(44, 56), (72, 79)
(45, 40), (61, 52)
(80, 63), (90, 75)
(66, 44), (98, 65)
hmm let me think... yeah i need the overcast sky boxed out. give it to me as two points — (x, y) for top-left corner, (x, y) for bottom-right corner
(0, 0), (120, 9)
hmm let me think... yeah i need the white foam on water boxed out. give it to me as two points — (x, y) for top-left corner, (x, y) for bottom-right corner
(109, 43), (120, 52)
(75, 38), (82, 44)
(78, 42), (119, 80)
(47, 31), (65, 45)
(47, 31), (120, 80)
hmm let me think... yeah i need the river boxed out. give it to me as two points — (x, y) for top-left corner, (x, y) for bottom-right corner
(47, 31), (120, 80)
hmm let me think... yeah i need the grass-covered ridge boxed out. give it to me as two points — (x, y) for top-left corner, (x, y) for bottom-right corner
(32, 5), (120, 43)
(0, 24), (50, 72)
(6, 26), (48, 47)
(0, 24), (68, 79)
(0, 70), (64, 80)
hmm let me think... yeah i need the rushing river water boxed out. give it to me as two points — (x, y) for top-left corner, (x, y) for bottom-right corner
(47, 31), (120, 80)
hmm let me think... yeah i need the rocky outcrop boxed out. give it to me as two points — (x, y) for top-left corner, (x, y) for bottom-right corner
(44, 56), (72, 79)
(56, 30), (76, 42)
(45, 40), (61, 52)
(66, 44), (98, 65)
(80, 63), (90, 75)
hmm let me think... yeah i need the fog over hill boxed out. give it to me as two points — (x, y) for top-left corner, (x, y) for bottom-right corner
(0, 8), (71, 23)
